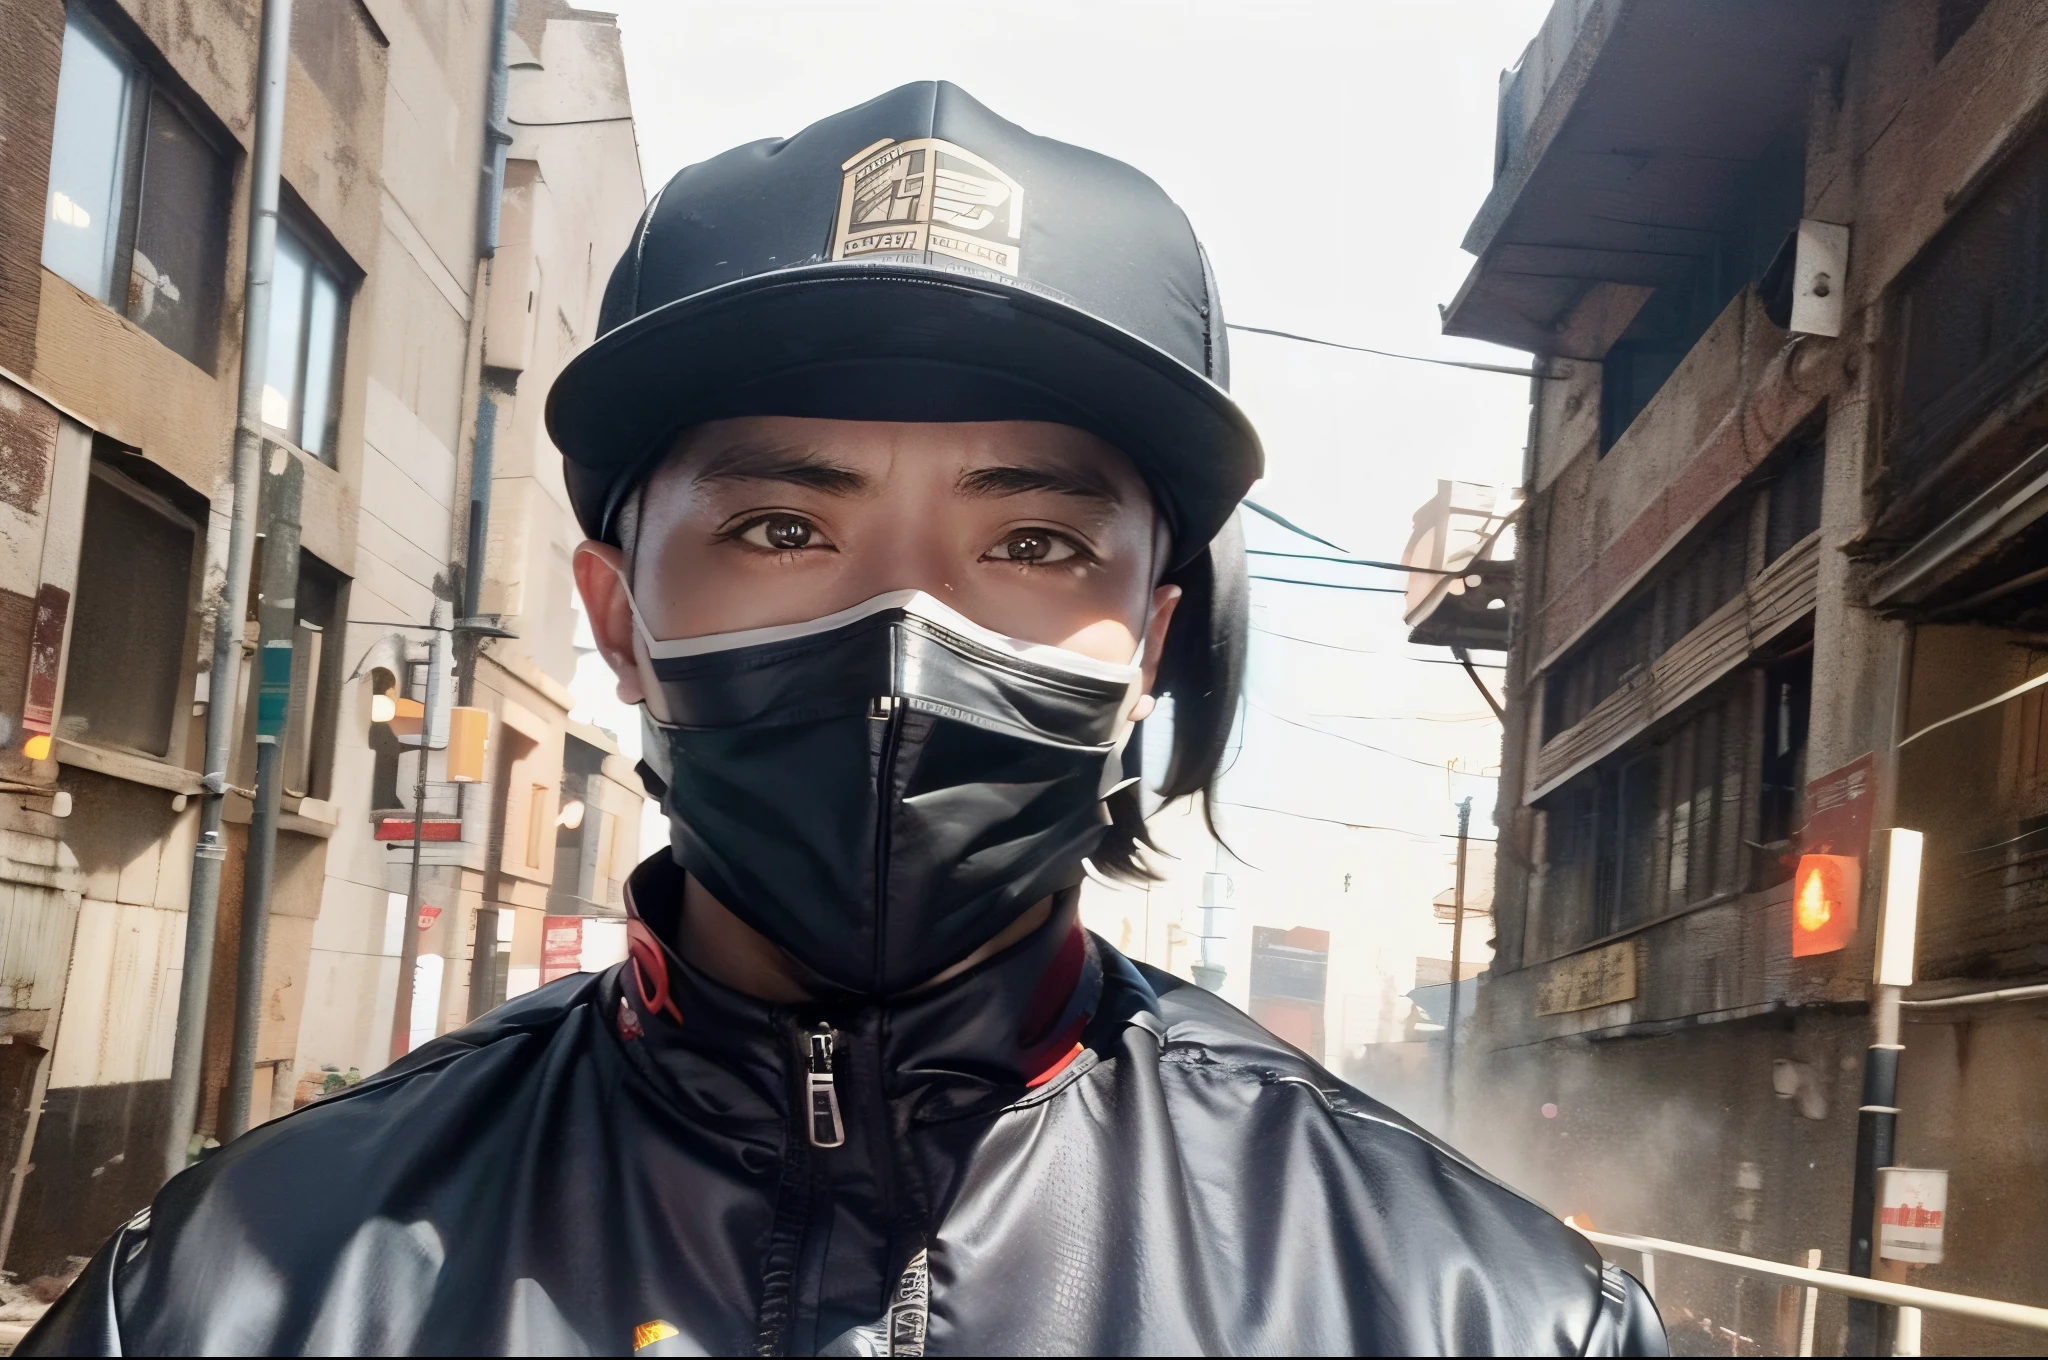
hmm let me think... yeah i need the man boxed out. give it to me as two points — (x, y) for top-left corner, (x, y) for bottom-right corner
(23, 83), (1663, 1356)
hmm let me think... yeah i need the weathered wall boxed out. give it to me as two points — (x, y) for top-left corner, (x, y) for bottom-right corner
(0, 0), (64, 378)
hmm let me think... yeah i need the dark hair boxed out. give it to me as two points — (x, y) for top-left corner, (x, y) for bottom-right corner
(1090, 511), (1247, 880)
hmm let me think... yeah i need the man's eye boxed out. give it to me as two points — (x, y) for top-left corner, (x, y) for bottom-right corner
(989, 530), (1080, 565)
(738, 515), (826, 552)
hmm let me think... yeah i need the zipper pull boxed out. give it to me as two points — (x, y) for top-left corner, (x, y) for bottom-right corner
(806, 1024), (846, 1149)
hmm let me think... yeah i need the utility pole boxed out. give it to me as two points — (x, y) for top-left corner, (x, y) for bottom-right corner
(1846, 827), (1925, 1356)
(163, 0), (293, 1180)
(220, 454), (303, 1142)
(1443, 795), (1472, 1131)
(1848, 626), (1920, 1356)
(389, 599), (451, 1063)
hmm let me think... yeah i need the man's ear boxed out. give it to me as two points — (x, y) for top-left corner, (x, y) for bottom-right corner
(1128, 584), (1182, 723)
(573, 541), (647, 707)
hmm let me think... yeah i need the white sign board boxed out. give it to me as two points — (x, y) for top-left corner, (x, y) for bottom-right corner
(1878, 1167), (1948, 1264)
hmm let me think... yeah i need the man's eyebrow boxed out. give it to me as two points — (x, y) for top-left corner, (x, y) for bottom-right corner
(692, 441), (871, 494)
(955, 464), (1122, 504)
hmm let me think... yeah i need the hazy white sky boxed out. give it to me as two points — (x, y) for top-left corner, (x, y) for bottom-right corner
(576, 0), (1551, 856)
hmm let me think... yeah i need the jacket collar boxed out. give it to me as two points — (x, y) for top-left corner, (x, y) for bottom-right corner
(615, 852), (1102, 1126)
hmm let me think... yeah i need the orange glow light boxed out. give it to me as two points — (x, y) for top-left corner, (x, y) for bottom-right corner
(22, 734), (51, 762)
(1796, 865), (1832, 932)
(1792, 853), (1860, 957)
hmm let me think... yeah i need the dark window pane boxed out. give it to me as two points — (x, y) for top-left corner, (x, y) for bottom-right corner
(41, 12), (137, 302)
(61, 469), (196, 756)
(1891, 131), (2048, 491)
(128, 93), (228, 370)
(1765, 416), (1827, 563)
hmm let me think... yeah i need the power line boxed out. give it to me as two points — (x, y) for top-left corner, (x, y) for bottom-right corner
(1213, 798), (1500, 842)
(1249, 624), (1507, 667)
(1213, 799), (1442, 838)
(1247, 699), (1501, 771)
(1309, 710), (1495, 723)
(1227, 323), (1541, 378)
(1250, 575), (1406, 595)
(1249, 548), (1457, 575)
(1241, 498), (1346, 551)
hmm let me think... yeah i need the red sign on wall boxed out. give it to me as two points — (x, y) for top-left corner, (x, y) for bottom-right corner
(541, 916), (584, 985)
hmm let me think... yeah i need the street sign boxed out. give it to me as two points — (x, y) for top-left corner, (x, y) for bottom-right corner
(1878, 1167), (1948, 1264)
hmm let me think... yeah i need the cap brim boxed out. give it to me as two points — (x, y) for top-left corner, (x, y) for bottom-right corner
(544, 264), (1262, 562)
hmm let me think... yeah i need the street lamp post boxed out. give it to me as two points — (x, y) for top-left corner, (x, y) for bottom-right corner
(389, 600), (451, 1063)
(1846, 827), (1924, 1356)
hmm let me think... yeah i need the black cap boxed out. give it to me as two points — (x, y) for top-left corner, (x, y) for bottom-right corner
(545, 81), (1262, 564)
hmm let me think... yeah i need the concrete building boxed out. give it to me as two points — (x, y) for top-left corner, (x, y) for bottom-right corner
(1438, 0), (2048, 1349)
(0, 0), (645, 1280)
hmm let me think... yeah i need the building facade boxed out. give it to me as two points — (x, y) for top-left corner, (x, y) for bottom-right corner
(1442, 0), (2048, 1350)
(0, 0), (645, 1280)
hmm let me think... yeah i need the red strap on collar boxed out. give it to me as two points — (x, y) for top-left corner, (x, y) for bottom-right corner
(627, 918), (683, 1025)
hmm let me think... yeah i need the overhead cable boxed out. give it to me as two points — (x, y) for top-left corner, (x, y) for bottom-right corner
(1241, 498), (1346, 551)
(1249, 625), (1506, 667)
(1227, 323), (1541, 378)
(1249, 575), (1406, 595)
(1248, 699), (1501, 770)
(1899, 669), (2048, 748)
(1249, 548), (1458, 575)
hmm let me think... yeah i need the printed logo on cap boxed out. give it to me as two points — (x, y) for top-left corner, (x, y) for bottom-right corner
(832, 137), (1024, 278)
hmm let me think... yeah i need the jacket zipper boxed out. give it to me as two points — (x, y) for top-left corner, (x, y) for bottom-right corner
(870, 691), (905, 990)
(806, 1023), (846, 1148)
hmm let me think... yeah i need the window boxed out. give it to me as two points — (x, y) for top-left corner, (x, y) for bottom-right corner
(1542, 683), (1753, 948)
(1544, 415), (1826, 740)
(1542, 508), (1746, 738)
(41, 3), (230, 370)
(368, 666), (403, 811)
(552, 736), (607, 908)
(526, 784), (549, 868)
(283, 554), (346, 799)
(1890, 128), (2048, 495)
(1764, 416), (1826, 564)
(1757, 655), (1813, 861)
(60, 447), (205, 758)
(1600, 136), (1805, 453)
(260, 222), (348, 464)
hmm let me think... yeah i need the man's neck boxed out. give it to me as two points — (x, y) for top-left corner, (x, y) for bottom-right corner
(676, 872), (1055, 1004)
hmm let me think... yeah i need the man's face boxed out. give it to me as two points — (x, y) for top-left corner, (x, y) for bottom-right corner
(576, 416), (1181, 720)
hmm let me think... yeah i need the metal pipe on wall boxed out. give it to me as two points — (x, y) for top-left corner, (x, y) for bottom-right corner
(463, 0), (516, 625)
(389, 601), (451, 1062)
(163, 0), (294, 1182)
(221, 455), (304, 1141)
(1846, 623), (1918, 1356)
(1443, 796), (1472, 1131)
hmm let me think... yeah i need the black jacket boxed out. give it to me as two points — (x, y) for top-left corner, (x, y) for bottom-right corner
(21, 859), (1663, 1356)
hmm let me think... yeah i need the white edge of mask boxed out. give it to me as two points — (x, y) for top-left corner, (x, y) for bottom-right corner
(628, 587), (1144, 685)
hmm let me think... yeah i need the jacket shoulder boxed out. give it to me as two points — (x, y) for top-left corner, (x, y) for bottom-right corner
(1102, 949), (1666, 1356)
(14, 970), (619, 1357)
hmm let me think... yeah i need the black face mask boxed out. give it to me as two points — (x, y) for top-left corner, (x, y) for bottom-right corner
(631, 590), (1141, 995)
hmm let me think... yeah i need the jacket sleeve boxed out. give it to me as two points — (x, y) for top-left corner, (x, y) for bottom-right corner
(10, 1213), (138, 1357)
(1582, 1263), (1668, 1357)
